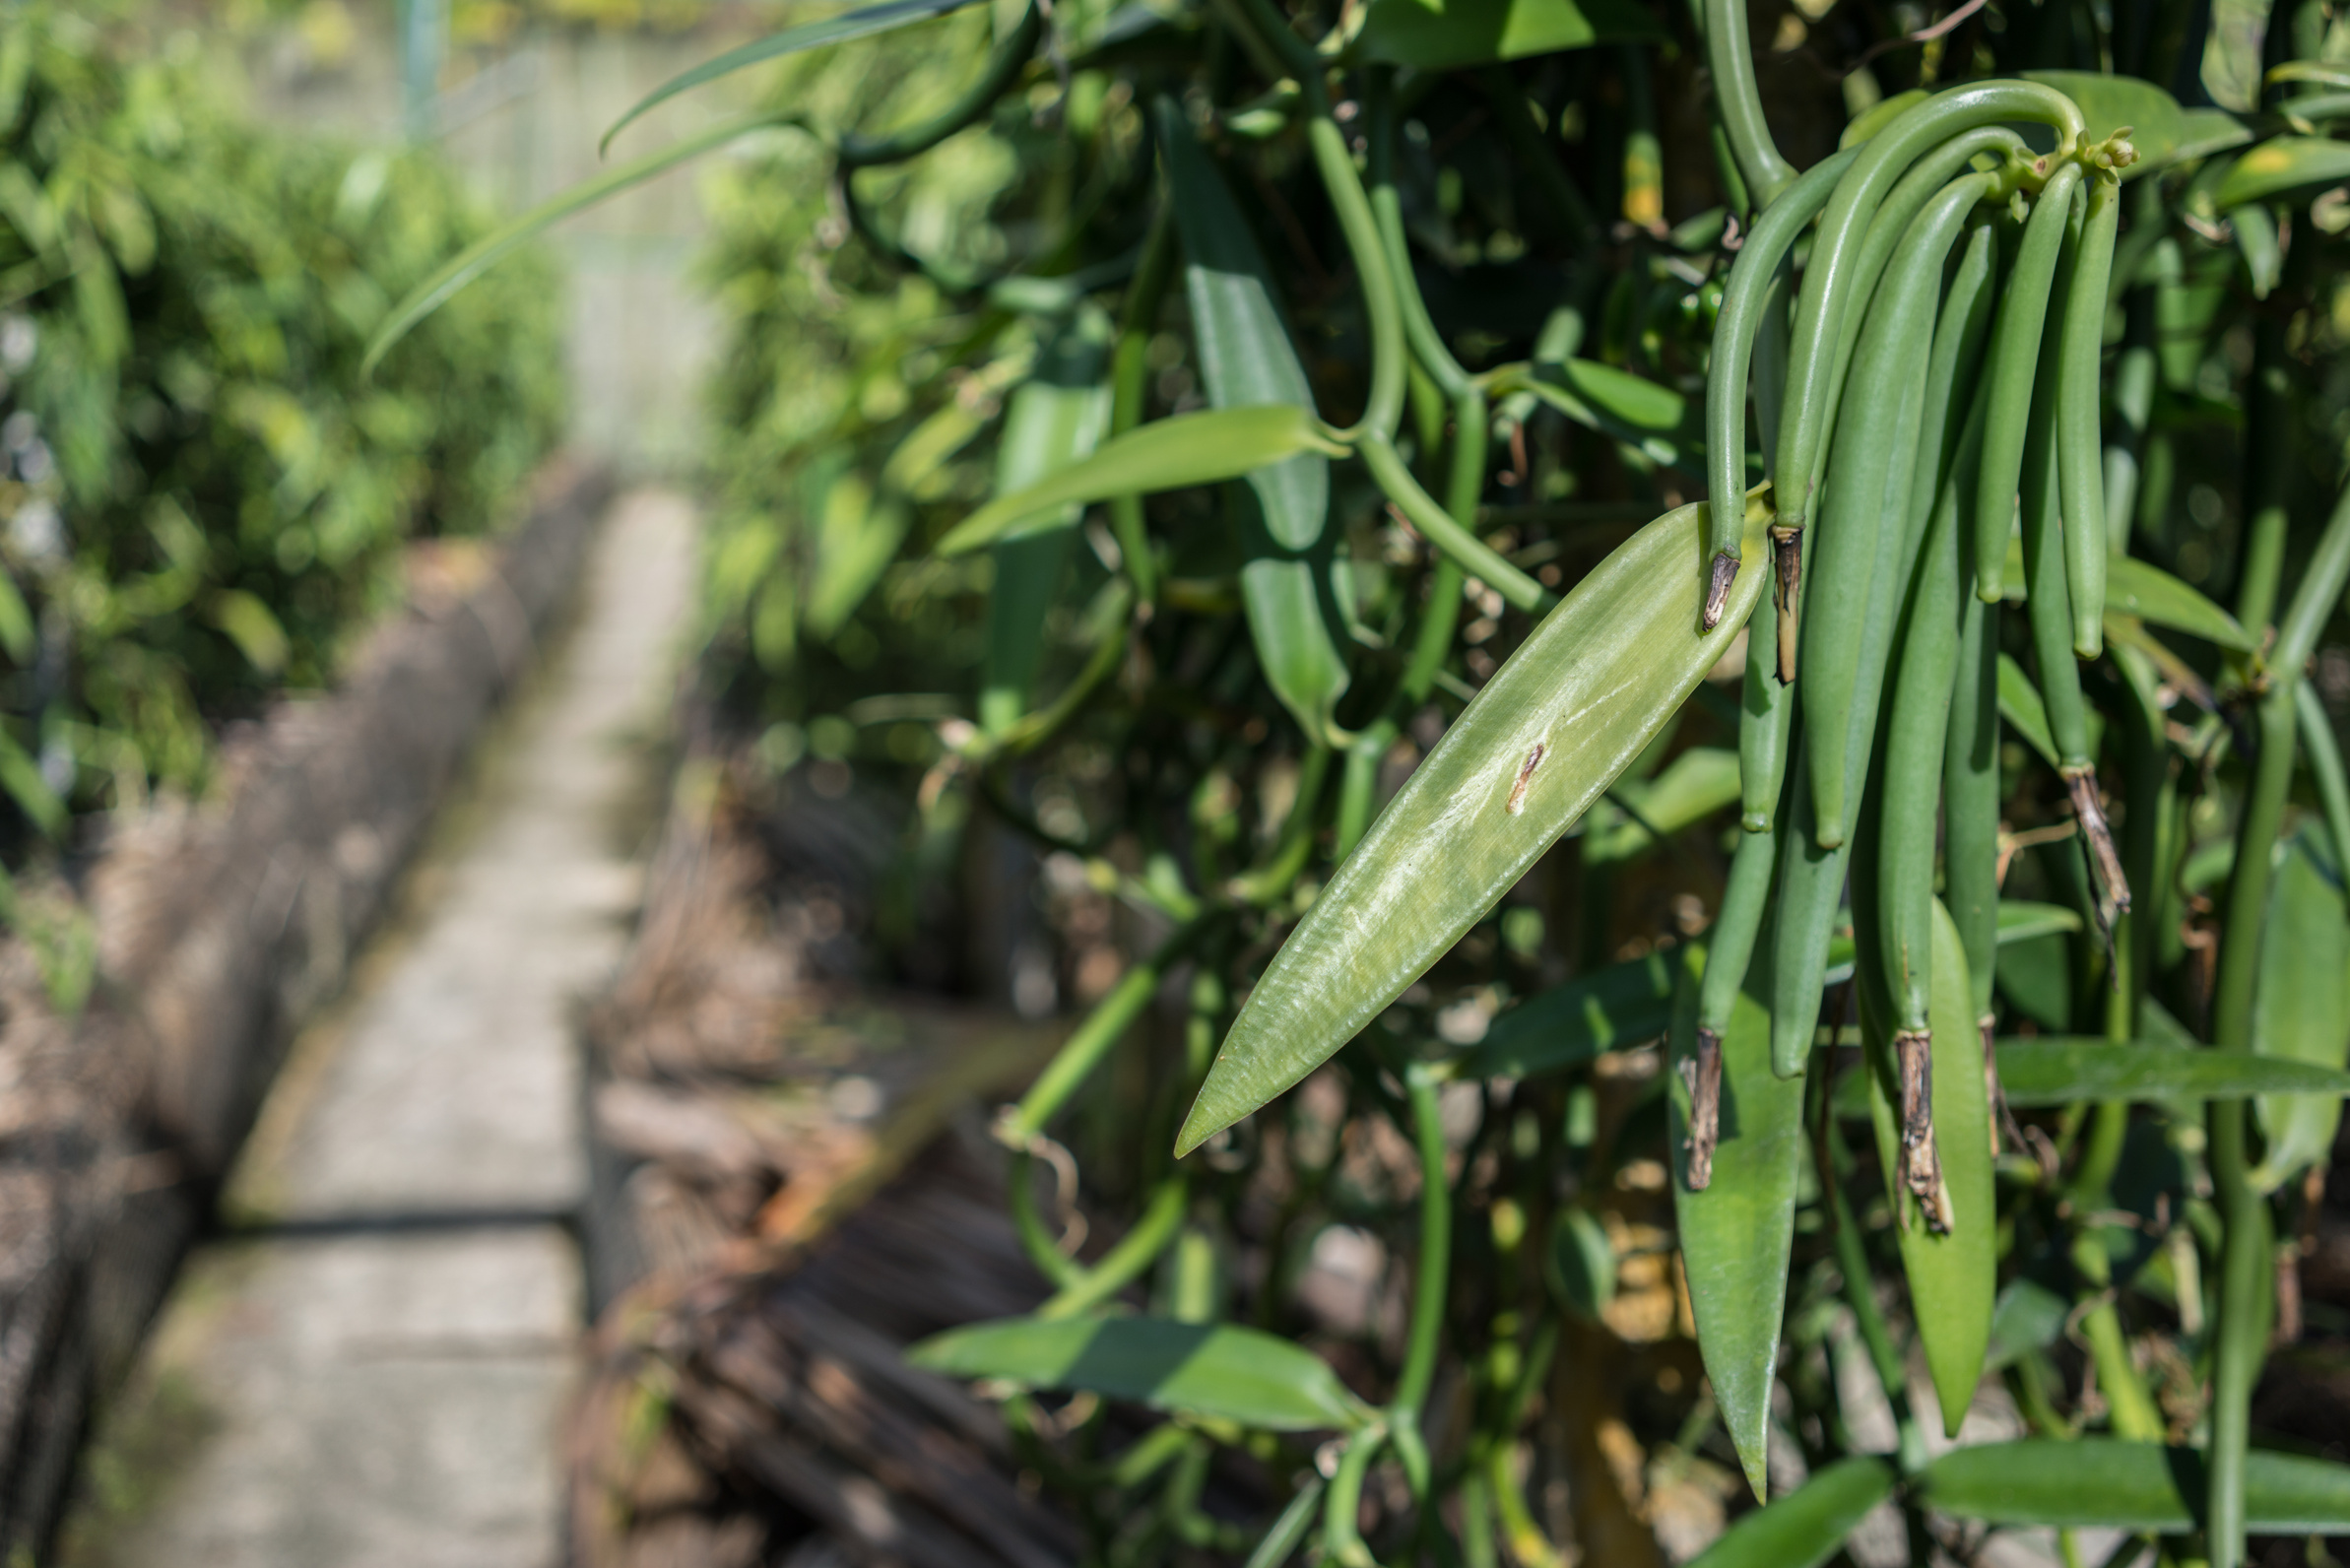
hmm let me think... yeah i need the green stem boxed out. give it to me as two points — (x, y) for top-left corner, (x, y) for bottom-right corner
(1393, 1065), (1453, 1418)
(1009, 1149), (1087, 1286)
(838, 0), (1042, 166)
(1001, 915), (1215, 1143)
(1323, 1425), (1390, 1567)
(1245, 1476), (1328, 1568)
(1038, 1175), (1190, 1317)
(1702, 0), (1795, 204)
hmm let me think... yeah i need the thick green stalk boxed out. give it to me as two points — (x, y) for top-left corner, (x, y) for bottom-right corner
(2207, 477), (2350, 1564)
(1703, 0), (1795, 204)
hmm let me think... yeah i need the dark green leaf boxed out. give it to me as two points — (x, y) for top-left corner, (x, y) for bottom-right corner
(1156, 98), (1327, 553)
(1686, 1458), (1895, 1568)
(1996, 652), (2058, 767)
(1454, 948), (1677, 1079)
(1985, 1278), (2069, 1372)
(906, 1316), (1373, 1431)
(1922, 1440), (2350, 1533)
(601, 0), (990, 154)
(1993, 1040), (2350, 1106)
(2251, 825), (2350, 1192)
(1545, 1207), (1615, 1322)
(1355, 0), (1664, 69)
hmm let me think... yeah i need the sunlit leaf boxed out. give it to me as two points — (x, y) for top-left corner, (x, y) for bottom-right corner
(1177, 491), (1772, 1154)
(1922, 1440), (2350, 1532)
(2104, 553), (2252, 650)
(1860, 898), (1994, 1436)
(1672, 940), (1807, 1501)
(365, 112), (805, 374)
(2213, 135), (2350, 211)
(1491, 359), (1697, 471)
(907, 1316), (1374, 1431)
(937, 406), (1345, 556)
(1993, 1039), (2350, 1106)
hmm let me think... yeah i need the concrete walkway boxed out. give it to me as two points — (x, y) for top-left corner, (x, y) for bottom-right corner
(73, 489), (699, 1568)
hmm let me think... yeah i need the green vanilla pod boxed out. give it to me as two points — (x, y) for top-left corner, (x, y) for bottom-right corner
(1691, 772), (1789, 1161)
(1770, 127), (2021, 676)
(1702, 149), (1859, 625)
(1770, 245), (1944, 1075)
(2056, 163), (2130, 657)
(2017, 183), (2130, 919)
(1775, 82), (2084, 576)
(1802, 172), (1993, 847)
(1974, 161), (2082, 602)
(1878, 394), (1984, 1049)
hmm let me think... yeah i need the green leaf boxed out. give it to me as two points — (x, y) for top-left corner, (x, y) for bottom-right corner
(1685, 1458), (1896, 1568)
(937, 406), (1345, 556)
(977, 309), (1113, 734)
(1993, 1039), (2350, 1106)
(1355, 0), (1664, 69)
(1861, 898), (1995, 1437)
(1156, 98), (1327, 553)
(365, 112), (803, 374)
(906, 1316), (1373, 1431)
(1454, 947), (1677, 1079)
(1585, 746), (1739, 863)
(1985, 1278), (2069, 1372)
(1921, 1440), (2350, 1533)
(2214, 135), (2350, 211)
(601, 0), (990, 155)
(2250, 825), (2350, 1193)
(1493, 359), (1697, 471)
(1544, 1206), (1615, 1323)
(2021, 71), (2241, 178)
(1996, 652), (2058, 767)
(1994, 900), (2083, 945)
(1671, 940), (1808, 1501)
(1176, 492), (1771, 1154)
(2104, 553), (2253, 650)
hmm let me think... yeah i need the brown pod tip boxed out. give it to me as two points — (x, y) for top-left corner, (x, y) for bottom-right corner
(1682, 1025), (1726, 1191)
(1703, 551), (1739, 631)
(1771, 526), (1803, 685)
(1894, 1028), (1953, 1234)
(2061, 764), (2132, 918)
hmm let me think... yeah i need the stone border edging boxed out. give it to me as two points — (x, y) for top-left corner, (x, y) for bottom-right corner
(0, 455), (616, 1555)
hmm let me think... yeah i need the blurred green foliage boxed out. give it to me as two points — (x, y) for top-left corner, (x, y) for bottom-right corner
(0, 2), (562, 841)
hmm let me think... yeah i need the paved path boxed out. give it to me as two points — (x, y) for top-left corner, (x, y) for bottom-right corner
(76, 489), (699, 1568)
